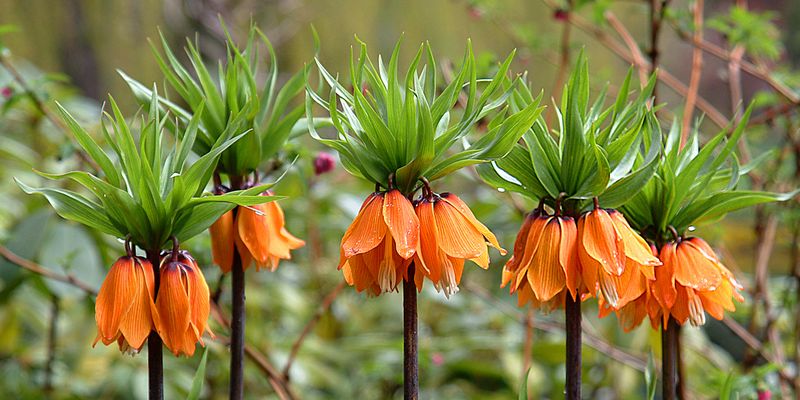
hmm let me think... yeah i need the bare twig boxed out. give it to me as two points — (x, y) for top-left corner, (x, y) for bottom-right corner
(463, 282), (648, 372)
(282, 280), (346, 378)
(681, 0), (704, 146)
(605, 13), (648, 86)
(210, 303), (296, 400)
(551, 0), (574, 108)
(0, 245), (98, 295)
(0, 54), (100, 171)
(722, 316), (793, 384)
(672, 27), (800, 105)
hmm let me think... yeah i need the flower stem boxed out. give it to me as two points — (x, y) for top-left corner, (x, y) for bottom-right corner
(662, 317), (679, 400)
(403, 263), (419, 400)
(565, 294), (581, 399)
(229, 243), (245, 400)
(146, 249), (163, 400)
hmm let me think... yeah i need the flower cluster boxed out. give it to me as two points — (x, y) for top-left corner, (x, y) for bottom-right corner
(94, 240), (212, 356)
(502, 200), (660, 311)
(338, 183), (504, 297)
(599, 236), (744, 330)
(210, 191), (305, 273)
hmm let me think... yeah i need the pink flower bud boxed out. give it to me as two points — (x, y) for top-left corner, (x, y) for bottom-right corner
(313, 152), (336, 175)
(554, 9), (569, 21)
(431, 352), (444, 366)
(1, 86), (12, 99)
(757, 389), (771, 400)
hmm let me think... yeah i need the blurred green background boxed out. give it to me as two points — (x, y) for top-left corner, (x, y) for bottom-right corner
(1, 0), (799, 398)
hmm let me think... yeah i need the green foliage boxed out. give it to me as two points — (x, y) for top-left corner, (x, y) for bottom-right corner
(121, 22), (313, 177)
(478, 53), (660, 210)
(621, 108), (797, 238)
(17, 94), (277, 250)
(186, 348), (208, 400)
(308, 38), (543, 194)
(708, 6), (783, 61)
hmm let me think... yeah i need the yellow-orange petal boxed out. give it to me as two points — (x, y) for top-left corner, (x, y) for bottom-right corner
(557, 217), (580, 299)
(526, 218), (567, 301)
(440, 193), (506, 255)
(185, 260), (212, 341)
(504, 213), (536, 273)
(653, 243), (678, 309)
(434, 198), (485, 260)
(382, 189), (419, 260)
(117, 258), (156, 349)
(95, 257), (139, 346)
(579, 208), (626, 276)
(674, 240), (723, 291)
(209, 210), (235, 273)
(340, 193), (388, 262)
(608, 210), (661, 267)
(154, 262), (192, 356)
(233, 228), (254, 271)
(415, 199), (442, 282)
(515, 215), (551, 276)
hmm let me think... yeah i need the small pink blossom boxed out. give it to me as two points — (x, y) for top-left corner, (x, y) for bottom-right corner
(1, 86), (12, 99)
(431, 352), (444, 366)
(313, 152), (336, 175)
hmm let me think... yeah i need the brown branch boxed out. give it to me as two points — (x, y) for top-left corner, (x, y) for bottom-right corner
(210, 303), (296, 400)
(551, 0), (574, 107)
(681, 0), (704, 146)
(463, 282), (648, 372)
(0, 54), (100, 172)
(0, 245), (98, 295)
(282, 280), (346, 379)
(601, 10), (728, 128)
(605, 13), (648, 86)
(673, 28), (800, 105)
(722, 316), (794, 385)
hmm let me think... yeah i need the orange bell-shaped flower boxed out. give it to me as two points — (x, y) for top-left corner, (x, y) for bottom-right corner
(210, 192), (305, 273)
(94, 256), (156, 352)
(656, 237), (743, 326)
(502, 210), (578, 306)
(413, 192), (505, 297)
(339, 189), (419, 295)
(153, 251), (213, 356)
(578, 207), (660, 308)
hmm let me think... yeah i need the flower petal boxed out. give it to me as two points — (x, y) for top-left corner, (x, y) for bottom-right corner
(674, 241), (722, 291)
(526, 219), (566, 301)
(382, 189), (419, 259)
(608, 210), (661, 267)
(440, 194), (506, 254)
(340, 193), (388, 261)
(118, 259), (156, 349)
(579, 209), (626, 276)
(209, 211), (235, 273)
(95, 257), (138, 345)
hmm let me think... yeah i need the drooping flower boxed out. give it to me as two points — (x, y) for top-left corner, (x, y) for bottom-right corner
(654, 238), (743, 326)
(153, 251), (212, 356)
(339, 189), (419, 295)
(578, 207), (660, 309)
(598, 244), (662, 330)
(210, 192), (305, 273)
(501, 210), (578, 307)
(94, 256), (156, 352)
(413, 192), (505, 297)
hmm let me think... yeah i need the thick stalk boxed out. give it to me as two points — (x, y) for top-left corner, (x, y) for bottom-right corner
(676, 324), (685, 399)
(229, 174), (246, 400)
(146, 249), (163, 400)
(403, 263), (419, 400)
(229, 244), (245, 400)
(565, 294), (581, 399)
(662, 317), (679, 400)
